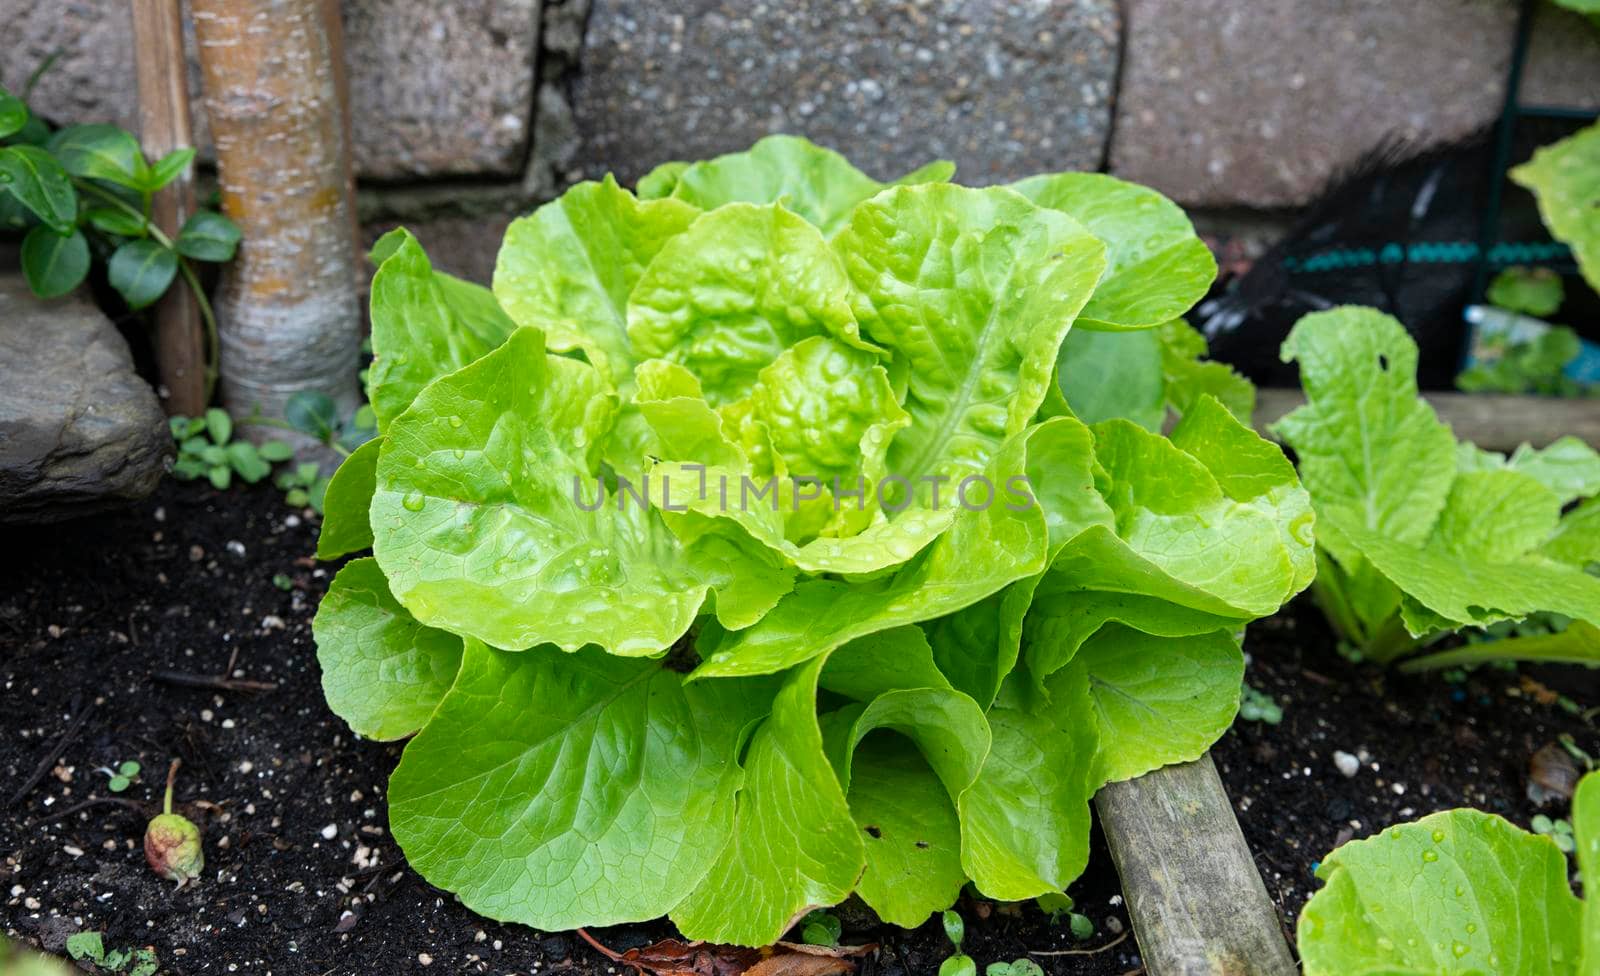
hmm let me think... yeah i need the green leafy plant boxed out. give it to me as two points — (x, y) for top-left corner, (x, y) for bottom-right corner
(1275, 306), (1600, 671)
(100, 759), (140, 793)
(1297, 769), (1600, 974)
(0, 85), (239, 397)
(309, 136), (1312, 945)
(1513, 118), (1600, 293)
(986, 961), (1045, 976)
(1457, 313), (1589, 398)
(939, 909), (976, 976)
(64, 933), (158, 976)
(798, 910), (841, 948)
(169, 408), (293, 490)
(1237, 683), (1283, 725)
(1487, 266), (1564, 318)
(1532, 813), (1577, 854)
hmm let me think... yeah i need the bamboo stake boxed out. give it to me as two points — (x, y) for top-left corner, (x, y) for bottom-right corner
(130, 0), (207, 416)
(1096, 754), (1297, 976)
(191, 0), (362, 425)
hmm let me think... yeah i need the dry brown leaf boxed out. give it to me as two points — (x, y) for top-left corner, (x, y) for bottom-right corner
(577, 930), (875, 976)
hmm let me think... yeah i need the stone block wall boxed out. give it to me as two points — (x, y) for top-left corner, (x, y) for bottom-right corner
(4, 0), (1598, 279)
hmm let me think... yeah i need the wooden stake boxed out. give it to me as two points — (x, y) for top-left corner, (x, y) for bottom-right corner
(191, 0), (362, 425)
(1255, 389), (1600, 452)
(131, 0), (207, 416)
(1096, 754), (1297, 976)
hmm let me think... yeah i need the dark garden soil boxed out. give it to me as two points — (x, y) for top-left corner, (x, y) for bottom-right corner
(1, 479), (1594, 976)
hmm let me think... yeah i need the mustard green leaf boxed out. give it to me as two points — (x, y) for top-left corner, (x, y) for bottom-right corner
(391, 641), (772, 931)
(312, 558), (464, 741)
(1298, 811), (1581, 975)
(1273, 307), (1457, 567)
(1512, 120), (1600, 292)
(1545, 497), (1600, 567)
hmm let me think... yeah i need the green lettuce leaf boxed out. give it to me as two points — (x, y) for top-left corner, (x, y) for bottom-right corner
(1056, 328), (1166, 430)
(371, 328), (765, 654)
(316, 436), (381, 559)
(671, 656), (863, 945)
(391, 641), (773, 931)
(1511, 120), (1600, 292)
(958, 666), (1098, 901)
(312, 558), (463, 740)
(667, 135), (955, 236)
(1066, 625), (1243, 785)
(1575, 772), (1600, 973)
(1011, 172), (1216, 331)
(1298, 810), (1582, 975)
(1546, 498), (1600, 567)
(836, 184), (1108, 502)
(494, 176), (699, 388)
(628, 203), (879, 405)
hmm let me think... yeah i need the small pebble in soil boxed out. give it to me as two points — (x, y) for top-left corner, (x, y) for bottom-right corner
(1332, 750), (1360, 778)
(320, 823), (338, 840)
(417, 953), (433, 966)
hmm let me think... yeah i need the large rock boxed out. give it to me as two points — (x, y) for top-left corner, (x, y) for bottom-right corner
(570, 0), (1121, 187)
(0, 275), (169, 523)
(1, 0), (539, 180)
(1109, 0), (1600, 208)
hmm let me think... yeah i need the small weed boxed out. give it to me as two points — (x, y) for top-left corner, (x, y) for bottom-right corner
(169, 409), (291, 490)
(64, 932), (158, 976)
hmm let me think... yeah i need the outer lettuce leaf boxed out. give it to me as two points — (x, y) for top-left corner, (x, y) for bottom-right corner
(667, 135), (955, 237)
(390, 641), (773, 931)
(312, 558), (463, 740)
(316, 436), (381, 559)
(1273, 307), (1457, 568)
(1298, 811), (1582, 975)
(822, 687), (990, 928)
(371, 328), (771, 655)
(1159, 319), (1255, 423)
(837, 185), (1107, 502)
(819, 625), (953, 701)
(1057, 328), (1166, 430)
(1011, 172), (1217, 331)
(671, 656), (863, 945)
(367, 229), (517, 432)
(1575, 773), (1600, 974)
(628, 204), (878, 405)
(1511, 120), (1600, 292)
(958, 666), (1098, 901)
(1067, 625), (1243, 786)
(493, 176), (699, 389)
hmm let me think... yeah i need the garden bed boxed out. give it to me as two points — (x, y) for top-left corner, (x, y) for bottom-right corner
(1, 479), (1593, 975)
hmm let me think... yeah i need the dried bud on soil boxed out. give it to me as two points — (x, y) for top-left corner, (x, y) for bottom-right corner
(145, 813), (204, 884)
(145, 759), (203, 886)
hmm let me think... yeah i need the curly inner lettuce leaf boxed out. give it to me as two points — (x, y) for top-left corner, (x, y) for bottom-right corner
(671, 656), (863, 945)
(837, 184), (1107, 503)
(316, 436), (381, 559)
(1297, 810), (1581, 975)
(628, 204), (878, 405)
(390, 641), (774, 932)
(367, 229), (518, 432)
(371, 328), (781, 654)
(1056, 328), (1166, 430)
(1067, 625), (1243, 786)
(1511, 120), (1600, 292)
(1011, 172), (1217, 331)
(312, 558), (463, 741)
(666, 135), (955, 237)
(1159, 319), (1255, 423)
(493, 176), (699, 389)
(691, 416), (1106, 679)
